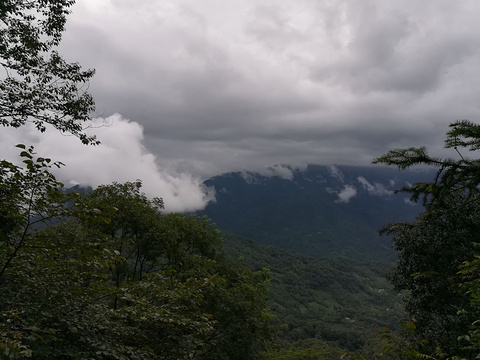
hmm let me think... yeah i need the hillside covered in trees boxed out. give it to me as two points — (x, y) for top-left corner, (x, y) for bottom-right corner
(224, 234), (404, 358)
(198, 165), (432, 260)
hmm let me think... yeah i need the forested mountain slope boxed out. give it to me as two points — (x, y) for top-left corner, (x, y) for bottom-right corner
(198, 165), (432, 260)
(223, 233), (403, 355)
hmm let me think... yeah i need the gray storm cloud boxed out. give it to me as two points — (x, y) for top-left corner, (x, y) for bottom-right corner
(0, 114), (214, 212)
(6, 0), (480, 179)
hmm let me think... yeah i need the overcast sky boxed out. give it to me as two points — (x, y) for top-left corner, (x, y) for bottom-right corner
(3, 0), (480, 211)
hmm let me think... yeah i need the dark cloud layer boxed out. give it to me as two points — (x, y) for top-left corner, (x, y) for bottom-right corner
(3, 0), (480, 210)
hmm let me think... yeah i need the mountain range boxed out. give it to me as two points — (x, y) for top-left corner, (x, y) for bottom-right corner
(195, 164), (436, 352)
(197, 164), (433, 260)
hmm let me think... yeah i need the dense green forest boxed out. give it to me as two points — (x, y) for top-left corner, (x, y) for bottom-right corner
(1, 174), (276, 359)
(2, 1), (480, 359)
(223, 234), (404, 358)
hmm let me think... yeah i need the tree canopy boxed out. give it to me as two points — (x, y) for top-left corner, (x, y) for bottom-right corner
(0, 0), (97, 144)
(374, 120), (480, 209)
(0, 175), (277, 359)
(0, 2), (277, 358)
(373, 120), (480, 358)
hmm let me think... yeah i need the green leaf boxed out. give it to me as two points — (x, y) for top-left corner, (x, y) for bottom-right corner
(19, 151), (33, 159)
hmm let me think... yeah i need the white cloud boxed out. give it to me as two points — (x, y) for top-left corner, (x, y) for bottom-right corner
(241, 164), (307, 181)
(266, 165), (295, 180)
(240, 172), (266, 185)
(335, 184), (357, 204)
(328, 164), (345, 182)
(357, 176), (393, 196)
(0, 114), (214, 212)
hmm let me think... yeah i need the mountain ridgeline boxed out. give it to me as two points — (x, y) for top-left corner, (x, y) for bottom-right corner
(197, 165), (432, 261)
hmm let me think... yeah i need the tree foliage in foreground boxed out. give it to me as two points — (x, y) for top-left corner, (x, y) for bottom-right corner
(0, 2), (276, 357)
(372, 120), (480, 358)
(0, 144), (69, 279)
(0, 0), (97, 144)
(0, 157), (276, 359)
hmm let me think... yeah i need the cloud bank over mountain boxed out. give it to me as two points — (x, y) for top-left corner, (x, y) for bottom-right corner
(0, 115), (214, 212)
(3, 0), (479, 210)
(53, 0), (480, 177)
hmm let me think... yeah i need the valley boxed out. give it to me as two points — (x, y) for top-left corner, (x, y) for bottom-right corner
(196, 165), (433, 355)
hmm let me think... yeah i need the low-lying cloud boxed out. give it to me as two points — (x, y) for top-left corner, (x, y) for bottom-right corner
(336, 185), (357, 204)
(328, 184), (357, 204)
(0, 114), (214, 212)
(328, 165), (345, 183)
(357, 176), (393, 197)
